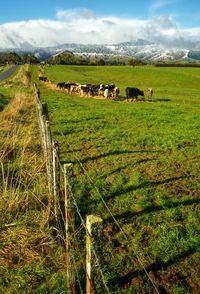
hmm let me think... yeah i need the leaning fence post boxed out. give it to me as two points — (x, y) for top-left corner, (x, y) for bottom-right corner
(86, 215), (103, 294)
(64, 163), (75, 294)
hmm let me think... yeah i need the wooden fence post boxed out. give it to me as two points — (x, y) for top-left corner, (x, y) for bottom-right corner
(52, 141), (60, 221)
(34, 89), (46, 156)
(64, 163), (75, 294)
(86, 215), (103, 294)
(36, 101), (52, 193)
(34, 87), (58, 223)
(45, 120), (53, 183)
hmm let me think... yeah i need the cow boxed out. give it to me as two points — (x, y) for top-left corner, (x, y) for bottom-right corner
(57, 82), (66, 89)
(147, 88), (153, 100)
(112, 86), (120, 99)
(107, 83), (115, 92)
(64, 82), (77, 93)
(89, 84), (100, 96)
(80, 85), (91, 97)
(75, 84), (92, 97)
(125, 87), (144, 101)
(70, 84), (80, 94)
(104, 88), (110, 98)
(103, 83), (116, 99)
(98, 84), (105, 96)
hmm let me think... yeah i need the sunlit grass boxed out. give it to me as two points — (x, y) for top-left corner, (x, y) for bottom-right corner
(31, 65), (200, 293)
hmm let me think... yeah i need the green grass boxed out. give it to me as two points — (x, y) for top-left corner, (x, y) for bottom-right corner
(31, 65), (200, 293)
(44, 65), (200, 101)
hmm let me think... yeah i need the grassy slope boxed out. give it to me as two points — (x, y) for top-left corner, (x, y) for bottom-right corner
(0, 66), (67, 293)
(32, 65), (200, 293)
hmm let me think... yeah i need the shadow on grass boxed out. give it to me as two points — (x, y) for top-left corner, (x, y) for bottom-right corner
(61, 147), (84, 154)
(110, 245), (199, 288)
(154, 98), (171, 102)
(78, 149), (162, 164)
(63, 115), (103, 125)
(105, 198), (200, 223)
(115, 96), (171, 102)
(106, 175), (192, 201)
(100, 158), (157, 179)
(53, 128), (82, 136)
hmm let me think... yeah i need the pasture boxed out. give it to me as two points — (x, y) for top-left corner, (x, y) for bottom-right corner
(32, 65), (200, 293)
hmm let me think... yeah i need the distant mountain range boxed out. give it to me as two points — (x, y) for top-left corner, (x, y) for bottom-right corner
(1, 39), (200, 62)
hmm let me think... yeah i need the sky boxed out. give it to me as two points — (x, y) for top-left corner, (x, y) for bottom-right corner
(0, 0), (200, 48)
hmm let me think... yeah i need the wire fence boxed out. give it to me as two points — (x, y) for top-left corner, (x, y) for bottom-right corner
(33, 82), (160, 294)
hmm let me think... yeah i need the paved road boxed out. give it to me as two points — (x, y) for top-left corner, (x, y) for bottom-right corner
(0, 65), (20, 81)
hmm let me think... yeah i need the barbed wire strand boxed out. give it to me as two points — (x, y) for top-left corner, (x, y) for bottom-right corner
(69, 187), (110, 294)
(57, 153), (109, 290)
(56, 127), (160, 294)
(55, 157), (89, 292)
(57, 160), (109, 292)
(68, 238), (84, 294)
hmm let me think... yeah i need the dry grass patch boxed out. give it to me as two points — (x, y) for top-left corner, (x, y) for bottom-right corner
(0, 70), (66, 293)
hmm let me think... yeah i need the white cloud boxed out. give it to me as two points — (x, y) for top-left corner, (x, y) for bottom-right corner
(0, 8), (199, 49)
(56, 8), (96, 22)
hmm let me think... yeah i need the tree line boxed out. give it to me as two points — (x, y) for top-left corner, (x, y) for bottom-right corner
(0, 52), (39, 65)
(46, 51), (200, 66)
(1, 50), (200, 67)
(0, 51), (145, 66)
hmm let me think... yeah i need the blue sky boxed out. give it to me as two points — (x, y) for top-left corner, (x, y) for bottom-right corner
(0, 0), (200, 48)
(1, 0), (200, 27)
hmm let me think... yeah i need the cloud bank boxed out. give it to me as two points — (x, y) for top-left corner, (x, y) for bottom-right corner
(0, 8), (200, 49)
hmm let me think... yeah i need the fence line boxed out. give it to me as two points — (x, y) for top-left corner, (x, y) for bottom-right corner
(33, 83), (58, 222)
(33, 82), (160, 294)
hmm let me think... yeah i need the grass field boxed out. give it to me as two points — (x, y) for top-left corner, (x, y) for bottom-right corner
(32, 65), (200, 293)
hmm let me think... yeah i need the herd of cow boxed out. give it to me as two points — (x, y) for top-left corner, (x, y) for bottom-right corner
(39, 76), (153, 101)
(56, 81), (120, 99)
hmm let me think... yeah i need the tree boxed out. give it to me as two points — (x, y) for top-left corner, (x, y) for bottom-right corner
(97, 58), (105, 65)
(128, 58), (145, 66)
(9, 52), (22, 64)
(0, 52), (21, 65)
(52, 51), (76, 65)
(22, 53), (39, 64)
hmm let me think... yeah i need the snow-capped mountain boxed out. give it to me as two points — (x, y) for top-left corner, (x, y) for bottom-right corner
(0, 39), (200, 62)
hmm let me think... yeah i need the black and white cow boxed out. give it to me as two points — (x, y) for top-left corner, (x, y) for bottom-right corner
(90, 84), (101, 96)
(77, 84), (93, 97)
(107, 83), (115, 92)
(98, 84), (105, 96)
(64, 82), (78, 93)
